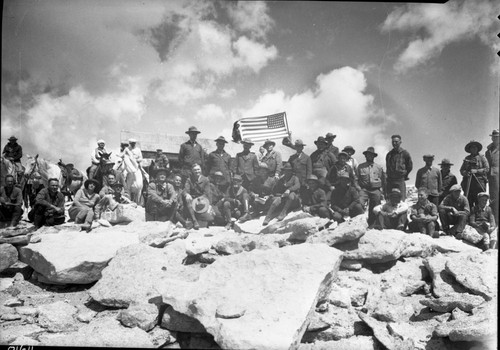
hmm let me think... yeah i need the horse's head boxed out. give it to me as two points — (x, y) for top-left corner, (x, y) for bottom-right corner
(24, 154), (39, 177)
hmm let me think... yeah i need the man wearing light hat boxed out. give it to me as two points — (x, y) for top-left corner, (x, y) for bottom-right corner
(179, 126), (207, 179)
(469, 192), (497, 250)
(415, 154), (442, 206)
(438, 184), (470, 238)
(325, 132), (339, 158)
(459, 140), (489, 208)
(127, 138), (143, 166)
(438, 158), (458, 204)
(342, 146), (358, 173)
(260, 139), (283, 178)
(486, 129), (499, 224)
(89, 139), (108, 180)
(184, 163), (212, 229)
(357, 147), (386, 227)
(207, 136), (232, 184)
(288, 139), (312, 186)
(235, 138), (259, 190)
(2, 136), (23, 183)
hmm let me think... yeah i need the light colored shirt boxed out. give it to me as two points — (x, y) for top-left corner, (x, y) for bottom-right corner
(373, 201), (408, 215)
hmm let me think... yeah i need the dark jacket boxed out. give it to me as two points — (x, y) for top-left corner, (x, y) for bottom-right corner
(386, 147), (413, 180)
(207, 150), (232, 182)
(235, 151), (259, 182)
(288, 152), (312, 185)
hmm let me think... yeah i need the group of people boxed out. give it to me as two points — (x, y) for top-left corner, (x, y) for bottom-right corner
(0, 127), (498, 250)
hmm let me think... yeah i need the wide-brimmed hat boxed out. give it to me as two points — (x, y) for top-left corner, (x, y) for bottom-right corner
(314, 137), (327, 145)
(153, 167), (170, 177)
(449, 184), (462, 192)
(338, 151), (349, 158)
(156, 148), (163, 152)
(362, 147), (378, 157)
(8, 136), (17, 141)
(192, 196), (210, 214)
(477, 192), (490, 199)
(263, 139), (276, 147)
(325, 133), (336, 139)
(490, 129), (499, 137)
(342, 146), (355, 155)
(120, 141), (129, 146)
(423, 154), (434, 159)
(233, 174), (243, 182)
(294, 139), (306, 147)
(241, 138), (254, 146)
(282, 163), (293, 171)
(84, 179), (100, 189)
(97, 139), (105, 144)
(306, 175), (319, 183)
(438, 158), (453, 166)
(128, 138), (137, 143)
(186, 126), (201, 134)
(388, 188), (402, 198)
(214, 136), (228, 143)
(465, 140), (482, 153)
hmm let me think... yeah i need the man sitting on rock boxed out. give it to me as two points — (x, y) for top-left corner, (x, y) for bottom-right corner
(184, 163), (212, 229)
(99, 173), (131, 201)
(69, 179), (100, 232)
(408, 187), (439, 238)
(210, 171), (230, 226)
(438, 184), (470, 238)
(95, 178), (135, 226)
(373, 188), (408, 230)
(170, 173), (192, 229)
(26, 172), (45, 211)
(29, 177), (66, 229)
(216, 174), (249, 229)
(330, 172), (364, 223)
(0, 175), (24, 228)
(301, 175), (330, 219)
(145, 168), (176, 222)
(242, 163), (276, 222)
(263, 163), (300, 225)
(469, 192), (497, 250)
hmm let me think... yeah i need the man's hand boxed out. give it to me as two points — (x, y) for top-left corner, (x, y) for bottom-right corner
(303, 206), (310, 213)
(451, 207), (458, 216)
(470, 169), (478, 174)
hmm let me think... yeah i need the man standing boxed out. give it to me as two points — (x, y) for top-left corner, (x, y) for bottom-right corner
(342, 146), (358, 173)
(179, 126), (206, 179)
(408, 187), (439, 238)
(310, 137), (336, 185)
(30, 178), (66, 229)
(260, 139), (282, 179)
(235, 138), (259, 190)
(154, 149), (170, 170)
(357, 147), (386, 227)
(438, 159), (458, 204)
(415, 154), (442, 206)
(485, 129), (499, 224)
(386, 134), (413, 200)
(460, 140), (489, 208)
(206, 136), (232, 184)
(327, 151), (358, 191)
(128, 138), (143, 166)
(89, 139), (108, 180)
(288, 139), (312, 187)
(325, 132), (339, 158)
(2, 136), (23, 183)
(438, 184), (470, 238)
(0, 175), (24, 227)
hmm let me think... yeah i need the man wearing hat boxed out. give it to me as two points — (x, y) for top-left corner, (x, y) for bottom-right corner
(326, 151), (359, 193)
(127, 138), (143, 165)
(26, 172), (45, 211)
(209, 171), (229, 212)
(0, 175), (24, 228)
(325, 133), (339, 158)
(242, 163), (276, 222)
(342, 146), (358, 173)
(330, 172), (364, 224)
(184, 163), (212, 229)
(373, 188), (409, 230)
(145, 167), (177, 222)
(235, 138), (260, 190)
(415, 154), (442, 206)
(154, 149), (170, 171)
(459, 140), (489, 208)
(2, 136), (23, 183)
(385, 134), (413, 200)
(288, 139), (312, 187)
(98, 173), (131, 201)
(260, 139), (283, 179)
(357, 147), (386, 227)
(310, 137), (336, 184)
(438, 184), (470, 238)
(89, 139), (108, 180)
(69, 178), (101, 232)
(207, 136), (232, 184)
(408, 187), (439, 238)
(179, 126), (207, 179)
(263, 162), (301, 225)
(95, 175), (135, 225)
(469, 192), (497, 250)
(30, 177), (66, 229)
(438, 158), (458, 204)
(486, 129), (499, 224)
(216, 174), (249, 229)
(301, 175), (330, 219)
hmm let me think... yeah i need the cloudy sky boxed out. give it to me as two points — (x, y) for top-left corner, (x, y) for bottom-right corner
(2, 0), (499, 182)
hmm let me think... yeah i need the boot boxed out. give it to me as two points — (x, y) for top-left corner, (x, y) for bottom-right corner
(276, 198), (292, 221)
(262, 215), (271, 226)
(186, 201), (200, 230)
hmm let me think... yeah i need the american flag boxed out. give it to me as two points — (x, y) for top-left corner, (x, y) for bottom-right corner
(233, 112), (290, 143)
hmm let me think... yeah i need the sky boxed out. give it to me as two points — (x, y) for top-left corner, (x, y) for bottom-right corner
(2, 0), (499, 183)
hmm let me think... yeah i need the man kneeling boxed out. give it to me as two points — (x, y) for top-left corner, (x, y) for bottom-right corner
(29, 178), (65, 229)
(408, 187), (439, 238)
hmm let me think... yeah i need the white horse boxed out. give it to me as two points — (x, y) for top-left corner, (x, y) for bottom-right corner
(0, 156), (16, 187)
(114, 149), (146, 205)
(24, 154), (63, 187)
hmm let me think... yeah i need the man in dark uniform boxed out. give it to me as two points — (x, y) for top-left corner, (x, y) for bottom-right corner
(415, 154), (442, 206)
(184, 163), (212, 229)
(485, 129), (499, 224)
(439, 184), (470, 238)
(242, 163), (276, 222)
(330, 172), (364, 223)
(310, 136), (336, 186)
(0, 175), (24, 227)
(288, 139), (312, 187)
(385, 134), (413, 200)
(30, 178), (65, 229)
(179, 126), (207, 180)
(301, 175), (330, 219)
(260, 139), (282, 178)
(206, 136), (232, 184)
(2, 136), (23, 183)
(460, 140), (489, 208)
(235, 138), (259, 190)
(145, 168), (176, 222)
(325, 132), (339, 158)
(438, 158), (458, 204)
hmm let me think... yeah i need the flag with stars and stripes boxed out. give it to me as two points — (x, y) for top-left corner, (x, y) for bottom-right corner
(232, 112), (290, 143)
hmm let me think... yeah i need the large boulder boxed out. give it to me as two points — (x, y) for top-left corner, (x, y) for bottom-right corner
(279, 217), (330, 242)
(38, 301), (78, 332)
(302, 306), (360, 342)
(0, 243), (18, 272)
(420, 294), (485, 313)
(358, 313), (414, 350)
(306, 215), (368, 246)
(161, 244), (343, 350)
(445, 250), (497, 301)
(89, 240), (199, 308)
(101, 204), (145, 224)
(423, 253), (468, 298)
(335, 269), (381, 307)
(160, 305), (206, 333)
(117, 302), (160, 331)
(234, 211), (312, 234)
(0, 324), (44, 344)
(19, 227), (140, 284)
(214, 233), (290, 255)
(377, 257), (428, 296)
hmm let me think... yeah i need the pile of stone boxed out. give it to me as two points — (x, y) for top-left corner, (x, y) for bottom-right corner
(0, 207), (497, 349)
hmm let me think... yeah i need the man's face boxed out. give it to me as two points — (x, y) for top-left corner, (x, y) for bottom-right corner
(325, 137), (334, 145)
(214, 176), (224, 185)
(129, 142), (136, 148)
(389, 194), (400, 205)
(451, 190), (460, 200)
(307, 180), (319, 190)
(188, 132), (197, 141)
(392, 137), (402, 149)
(296, 145), (304, 153)
(216, 141), (225, 150)
(156, 151), (162, 156)
(49, 180), (59, 193)
(265, 144), (274, 152)
(5, 177), (14, 188)
(365, 154), (375, 162)
(98, 143), (105, 148)
(417, 191), (428, 203)
(441, 164), (451, 173)
(424, 158), (433, 166)
(470, 145), (478, 154)
(33, 175), (42, 185)
(338, 155), (348, 165)
(232, 180), (242, 189)
(243, 143), (252, 151)
(192, 165), (202, 177)
(157, 174), (167, 183)
(492, 135), (499, 145)
(173, 176), (182, 188)
(87, 183), (96, 192)
(317, 142), (326, 151)
(478, 196), (488, 207)
(108, 175), (116, 185)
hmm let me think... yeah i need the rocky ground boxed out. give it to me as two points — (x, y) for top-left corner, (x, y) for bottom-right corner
(0, 197), (497, 349)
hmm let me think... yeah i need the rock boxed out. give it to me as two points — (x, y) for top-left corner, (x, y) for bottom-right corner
(428, 236), (482, 254)
(0, 324), (44, 343)
(76, 309), (97, 323)
(15, 306), (38, 316)
(378, 257), (428, 296)
(340, 259), (363, 270)
(283, 217), (329, 242)
(117, 302), (159, 331)
(0, 243), (18, 272)
(37, 317), (155, 347)
(90, 241), (199, 308)
(1, 313), (21, 321)
(369, 289), (417, 322)
(298, 336), (382, 350)
(9, 336), (41, 345)
(387, 320), (443, 350)
(3, 297), (23, 307)
(423, 254), (468, 298)
(160, 305), (207, 333)
(215, 302), (246, 319)
(445, 250), (497, 301)
(451, 308), (469, 320)
(19, 227), (140, 284)
(149, 327), (176, 347)
(420, 294), (485, 313)
(303, 306), (360, 342)
(214, 233), (289, 255)
(335, 268), (380, 307)
(328, 285), (351, 308)
(0, 277), (14, 291)
(38, 301), (78, 332)
(198, 252), (218, 264)
(460, 225), (484, 245)
(358, 312), (415, 350)
(306, 214), (368, 246)
(131, 221), (174, 247)
(101, 204), (145, 224)
(234, 211), (311, 234)
(161, 244), (343, 350)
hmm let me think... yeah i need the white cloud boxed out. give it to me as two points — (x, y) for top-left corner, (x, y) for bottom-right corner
(233, 36), (278, 73)
(225, 1), (274, 40)
(195, 103), (226, 121)
(219, 88), (236, 99)
(381, 0), (500, 73)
